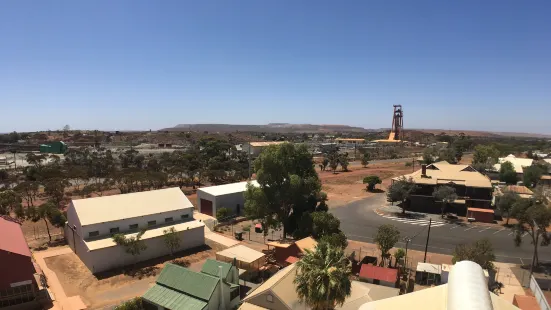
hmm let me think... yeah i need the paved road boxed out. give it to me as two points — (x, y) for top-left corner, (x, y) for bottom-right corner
(331, 194), (550, 264)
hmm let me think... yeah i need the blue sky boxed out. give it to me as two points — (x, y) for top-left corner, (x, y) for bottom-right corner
(1, 1), (550, 133)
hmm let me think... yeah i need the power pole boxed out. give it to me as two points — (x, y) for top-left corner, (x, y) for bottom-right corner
(423, 218), (432, 263)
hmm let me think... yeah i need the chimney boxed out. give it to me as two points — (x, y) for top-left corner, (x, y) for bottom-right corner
(422, 164), (427, 176)
(219, 266), (226, 310)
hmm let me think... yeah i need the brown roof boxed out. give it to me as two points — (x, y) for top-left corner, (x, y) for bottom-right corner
(249, 141), (286, 147)
(541, 175), (551, 180)
(394, 161), (492, 188)
(0, 218), (31, 257)
(505, 185), (533, 195)
(468, 208), (495, 214)
(359, 264), (398, 282)
(294, 237), (317, 253)
(513, 295), (539, 310)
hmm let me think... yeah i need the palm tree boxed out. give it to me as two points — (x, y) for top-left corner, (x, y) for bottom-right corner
(294, 242), (352, 310)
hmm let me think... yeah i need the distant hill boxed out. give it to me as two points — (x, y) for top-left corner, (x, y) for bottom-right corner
(160, 123), (372, 133)
(414, 129), (551, 138)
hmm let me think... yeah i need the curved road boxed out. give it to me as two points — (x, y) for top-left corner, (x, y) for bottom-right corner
(330, 194), (549, 264)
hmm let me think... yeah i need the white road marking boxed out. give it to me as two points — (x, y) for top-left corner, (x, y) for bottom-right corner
(508, 231), (514, 236)
(431, 224), (446, 227)
(450, 226), (459, 230)
(464, 226), (476, 231)
(493, 229), (505, 234)
(522, 232), (528, 238)
(478, 227), (491, 232)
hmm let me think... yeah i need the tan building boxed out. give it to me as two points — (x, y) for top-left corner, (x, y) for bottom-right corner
(243, 142), (286, 157)
(393, 161), (493, 216)
(240, 263), (398, 310)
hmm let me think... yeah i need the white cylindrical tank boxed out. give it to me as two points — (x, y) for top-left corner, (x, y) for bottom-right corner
(447, 261), (493, 310)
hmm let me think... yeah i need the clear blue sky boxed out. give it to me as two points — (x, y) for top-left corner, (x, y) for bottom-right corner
(1, 1), (550, 133)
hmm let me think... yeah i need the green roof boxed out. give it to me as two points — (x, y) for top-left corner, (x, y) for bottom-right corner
(200, 259), (233, 279)
(157, 263), (219, 301)
(143, 284), (207, 310)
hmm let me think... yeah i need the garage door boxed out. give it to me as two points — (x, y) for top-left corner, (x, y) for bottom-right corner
(200, 199), (213, 216)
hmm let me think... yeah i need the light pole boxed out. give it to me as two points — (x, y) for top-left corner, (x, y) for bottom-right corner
(403, 237), (412, 269)
(423, 218), (432, 263)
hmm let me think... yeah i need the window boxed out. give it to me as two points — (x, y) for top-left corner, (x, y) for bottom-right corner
(129, 224), (138, 230)
(148, 220), (157, 227)
(88, 231), (99, 237)
(266, 294), (273, 303)
(110, 227), (119, 234)
(165, 217), (173, 223)
(181, 214), (189, 219)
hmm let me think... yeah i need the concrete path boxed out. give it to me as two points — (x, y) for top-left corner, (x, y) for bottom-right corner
(33, 247), (87, 310)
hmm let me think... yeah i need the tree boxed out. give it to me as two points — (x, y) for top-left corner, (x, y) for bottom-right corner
(14, 181), (40, 208)
(326, 151), (340, 173)
(27, 202), (66, 242)
(363, 176), (382, 191)
(112, 229), (148, 265)
(497, 191), (520, 225)
(115, 297), (144, 310)
(216, 207), (231, 221)
(245, 143), (322, 237)
(311, 212), (341, 239)
(361, 153), (370, 168)
(322, 158), (329, 171)
(386, 177), (418, 213)
(523, 165), (545, 188)
(473, 145), (500, 165)
(374, 224), (400, 266)
(432, 185), (457, 218)
(438, 148), (457, 164)
(162, 227), (181, 256)
(339, 153), (349, 172)
(511, 201), (551, 266)
(319, 232), (348, 249)
(452, 239), (496, 271)
(294, 242), (352, 310)
(393, 248), (406, 268)
(422, 148), (436, 165)
(499, 161), (518, 185)
(0, 190), (24, 218)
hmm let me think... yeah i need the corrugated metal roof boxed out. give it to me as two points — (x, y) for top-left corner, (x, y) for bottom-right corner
(0, 218), (31, 257)
(73, 187), (194, 226)
(294, 236), (317, 253)
(201, 259), (232, 278)
(143, 284), (208, 310)
(216, 245), (265, 264)
(416, 262), (442, 274)
(249, 141), (286, 147)
(359, 264), (398, 282)
(395, 161), (492, 188)
(157, 263), (219, 301)
(505, 185), (533, 195)
(494, 156), (534, 174)
(468, 208), (495, 213)
(84, 220), (204, 251)
(198, 180), (259, 196)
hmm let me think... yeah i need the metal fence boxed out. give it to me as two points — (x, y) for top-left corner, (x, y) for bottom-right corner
(530, 275), (551, 310)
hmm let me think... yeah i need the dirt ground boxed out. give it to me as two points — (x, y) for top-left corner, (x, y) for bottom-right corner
(44, 245), (216, 309)
(318, 161), (413, 207)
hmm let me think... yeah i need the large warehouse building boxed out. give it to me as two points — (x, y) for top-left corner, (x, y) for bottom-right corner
(197, 181), (259, 217)
(65, 188), (205, 273)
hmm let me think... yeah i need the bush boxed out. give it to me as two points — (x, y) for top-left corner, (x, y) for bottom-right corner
(216, 207), (231, 221)
(405, 162), (412, 167)
(363, 175), (382, 191)
(115, 297), (144, 310)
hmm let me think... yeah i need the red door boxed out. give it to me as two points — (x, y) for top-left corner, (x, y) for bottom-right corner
(200, 199), (213, 216)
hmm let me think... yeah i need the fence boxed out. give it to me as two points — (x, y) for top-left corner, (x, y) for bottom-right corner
(530, 275), (551, 310)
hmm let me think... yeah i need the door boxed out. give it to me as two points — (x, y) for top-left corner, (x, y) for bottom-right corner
(200, 199), (213, 216)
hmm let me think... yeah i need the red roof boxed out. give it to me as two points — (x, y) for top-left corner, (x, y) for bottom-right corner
(359, 264), (398, 283)
(285, 256), (299, 264)
(468, 208), (495, 214)
(0, 218), (31, 257)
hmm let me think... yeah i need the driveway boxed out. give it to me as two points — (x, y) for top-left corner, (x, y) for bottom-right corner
(330, 194), (550, 264)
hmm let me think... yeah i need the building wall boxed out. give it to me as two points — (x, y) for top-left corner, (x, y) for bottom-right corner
(76, 208), (193, 239)
(67, 225), (205, 273)
(214, 192), (246, 216)
(467, 210), (494, 223)
(0, 251), (35, 291)
(245, 290), (290, 310)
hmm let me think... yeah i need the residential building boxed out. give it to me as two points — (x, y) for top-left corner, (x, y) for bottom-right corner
(359, 265), (398, 288)
(491, 154), (534, 180)
(64, 188), (205, 273)
(503, 185), (533, 199)
(216, 245), (266, 279)
(142, 260), (240, 310)
(394, 161), (493, 216)
(240, 263), (399, 310)
(0, 218), (43, 309)
(243, 142), (286, 158)
(360, 261), (519, 310)
(266, 237), (317, 266)
(197, 181), (259, 217)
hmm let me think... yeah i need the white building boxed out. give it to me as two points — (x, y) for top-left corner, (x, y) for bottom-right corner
(493, 154), (534, 178)
(197, 181), (259, 217)
(65, 188), (205, 273)
(243, 141), (286, 158)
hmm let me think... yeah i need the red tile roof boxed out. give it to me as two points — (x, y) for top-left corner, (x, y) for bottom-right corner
(0, 218), (31, 257)
(359, 264), (398, 283)
(513, 295), (539, 310)
(285, 256), (299, 264)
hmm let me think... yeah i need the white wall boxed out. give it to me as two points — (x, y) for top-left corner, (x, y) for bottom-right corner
(197, 191), (246, 217)
(80, 208), (194, 239)
(72, 225), (204, 273)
